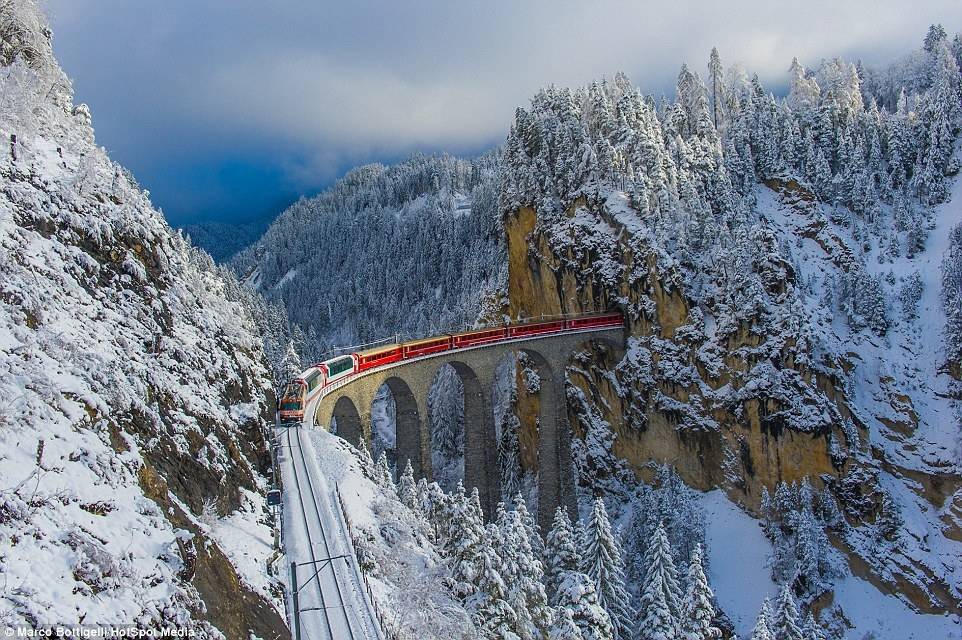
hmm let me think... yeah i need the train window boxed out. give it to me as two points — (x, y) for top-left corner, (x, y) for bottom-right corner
(328, 357), (352, 376)
(280, 400), (301, 411)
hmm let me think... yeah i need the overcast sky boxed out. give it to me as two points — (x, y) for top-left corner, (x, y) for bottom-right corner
(45, 1), (962, 225)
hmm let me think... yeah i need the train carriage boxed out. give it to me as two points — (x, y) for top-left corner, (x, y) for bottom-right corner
(356, 343), (403, 372)
(402, 335), (453, 358)
(451, 326), (507, 348)
(507, 319), (564, 338)
(564, 312), (624, 330)
(278, 366), (325, 422)
(323, 354), (355, 384)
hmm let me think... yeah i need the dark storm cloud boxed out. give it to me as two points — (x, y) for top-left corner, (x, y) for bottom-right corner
(44, 0), (962, 223)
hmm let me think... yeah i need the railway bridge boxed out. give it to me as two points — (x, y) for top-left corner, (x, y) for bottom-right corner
(306, 315), (625, 529)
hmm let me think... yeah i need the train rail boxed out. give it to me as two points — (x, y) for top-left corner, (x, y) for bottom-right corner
(284, 425), (376, 640)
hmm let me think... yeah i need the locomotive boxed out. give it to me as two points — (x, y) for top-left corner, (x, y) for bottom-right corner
(276, 312), (622, 423)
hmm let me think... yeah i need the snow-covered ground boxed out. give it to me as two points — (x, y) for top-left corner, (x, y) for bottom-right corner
(832, 575), (961, 639)
(207, 487), (284, 616)
(699, 488), (962, 638)
(699, 489), (778, 637)
(0, 12), (283, 633)
(283, 425), (475, 638)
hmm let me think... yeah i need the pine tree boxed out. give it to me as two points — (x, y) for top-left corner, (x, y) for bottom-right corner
(546, 507), (581, 603)
(642, 522), (684, 618)
(468, 523), (522, 639)
(583, 498), (634, 639)
(515, 492), (545, 561)
(877, 491), (903, 541)
(357, 440), (375, 479)
(679, 545), (721, 640)
(498, 504), (553, 639)
(280, 341), (301, 381)
(924, 23), (948, 54)
(676, 64), (715, 139)
(750, 600), (775, 640)
(708, 47), (725, 130)
(374, 450), (394, 492)
(637, 571), (679, 640)
(801, 613), (826, 640)
(554, 570), (615, 640)
(791, 506), (831, 596)
(397, 459), (417, 509)
(550, 607), (585, 640)
(771, 585), (805, 640)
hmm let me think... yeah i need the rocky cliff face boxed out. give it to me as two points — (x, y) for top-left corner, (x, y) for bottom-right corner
(0, 3), (287, 636)
(506, 194), (856, 504)
(503, 182), (962, 619)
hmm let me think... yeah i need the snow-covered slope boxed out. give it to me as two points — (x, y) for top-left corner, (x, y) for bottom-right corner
(230, 153), (505, 361)
(299, 429), (476, 638)
(0, 3), (285, 635)
(497, 31), (962, 638)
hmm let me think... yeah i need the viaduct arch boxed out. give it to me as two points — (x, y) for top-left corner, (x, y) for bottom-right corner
(312, 327), (625, 530)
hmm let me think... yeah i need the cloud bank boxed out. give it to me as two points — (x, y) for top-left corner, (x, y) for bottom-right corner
(45, 0), (962, 223)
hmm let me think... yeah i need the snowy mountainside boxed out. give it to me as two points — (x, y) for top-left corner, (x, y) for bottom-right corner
(499, 27), (962, 636)
(231, 153), (505, 361)
(0, 3), (285, 635)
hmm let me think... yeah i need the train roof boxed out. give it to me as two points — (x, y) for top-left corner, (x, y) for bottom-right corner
(355, 343), (401, 357)
(296, 365), (321, 380)
(403, 335), (451, 347)
(322, 353), (354, 363)
(451, 326), (506, 337)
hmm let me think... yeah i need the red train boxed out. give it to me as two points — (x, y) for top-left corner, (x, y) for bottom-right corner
(278, 312), (623, 422)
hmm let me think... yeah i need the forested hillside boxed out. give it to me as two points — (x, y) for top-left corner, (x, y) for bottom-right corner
(183, 217), (274, 262)
(231, 154), (505, 362)
(493, 23), (962, 639)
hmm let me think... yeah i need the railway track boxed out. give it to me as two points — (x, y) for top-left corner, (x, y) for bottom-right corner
(285, 425), (365, 640)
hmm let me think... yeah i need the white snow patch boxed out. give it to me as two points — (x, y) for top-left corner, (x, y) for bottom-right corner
(832, 575), (962, 639)
(699, 489), (778, 637)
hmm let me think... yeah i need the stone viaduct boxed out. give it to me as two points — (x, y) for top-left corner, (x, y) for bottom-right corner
(310, 327), (625, 529)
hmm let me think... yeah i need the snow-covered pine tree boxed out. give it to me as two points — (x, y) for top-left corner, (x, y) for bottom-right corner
(679, 544), (721, 640)
(515, 492), (546, 561)
(546, 507), (581, 603)
(771, 585), (805, 640)
(637, 571), (678, 640)
(750, 600), (775, 640)
(357, 440), (376, 480)
(468, 523), (522, 639)
(499, 402), (524, 501)
(801, 613), (826, 640)
(876, 490), (904, 541)
(397, 460), (417, 509)
(641, 522), (683, 620)
(791, 505), (833, 596)
(550, 607), (585, 640)
(497, 504), (553, 639)
(583, 498), (634, 639)
(708, 47), (725, 130)
(440, 481), (471, 554)
(374, 450), (395, 492)
(280, 340), (301, 382)
(554, 570), (615, 640)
